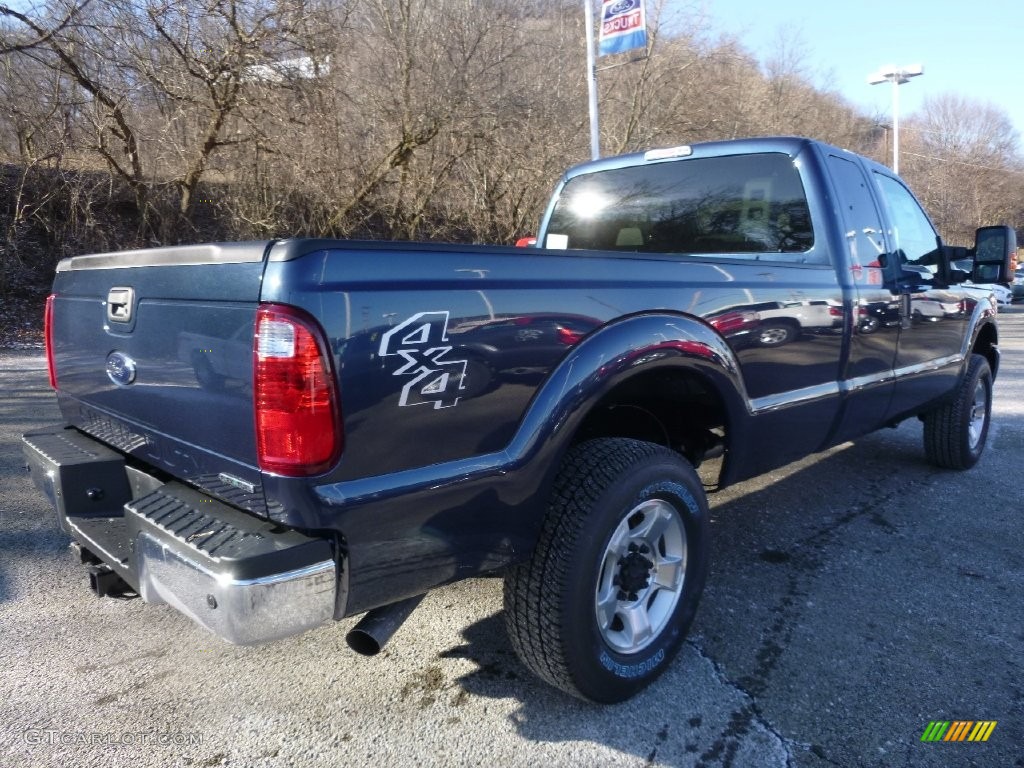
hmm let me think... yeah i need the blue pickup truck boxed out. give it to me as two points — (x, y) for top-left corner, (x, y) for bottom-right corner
(22, 137), (1015, 702)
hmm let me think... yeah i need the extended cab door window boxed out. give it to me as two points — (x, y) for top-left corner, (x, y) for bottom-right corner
(544, 153), (822, 263)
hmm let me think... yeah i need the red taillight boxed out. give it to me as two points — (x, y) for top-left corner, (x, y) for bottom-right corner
(710, 311), (757, 335)
(44, 293), (57, 389)
(254, 304), (341, 476)
(556, 325), (584, 345)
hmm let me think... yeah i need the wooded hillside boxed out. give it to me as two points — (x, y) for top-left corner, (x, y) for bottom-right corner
(3, 0), (1022, 297)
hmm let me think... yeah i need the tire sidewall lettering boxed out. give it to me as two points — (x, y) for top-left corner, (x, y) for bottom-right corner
(643, 480), (698, 518)
(599, 647), (667, 679)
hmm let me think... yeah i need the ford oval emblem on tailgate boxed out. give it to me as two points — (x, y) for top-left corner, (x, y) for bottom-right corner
(106, 352), (137, 386)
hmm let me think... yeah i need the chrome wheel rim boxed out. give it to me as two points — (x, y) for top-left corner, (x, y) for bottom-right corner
(968, 379), (988, 450)
(595, 498), (687, 654)
(759, 327), (789, 345)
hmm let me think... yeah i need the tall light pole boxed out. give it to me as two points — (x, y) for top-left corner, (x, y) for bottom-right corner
(584, 0), (600, 160)
(868, 64), (924, 175)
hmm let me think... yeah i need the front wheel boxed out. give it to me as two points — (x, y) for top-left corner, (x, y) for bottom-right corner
(503, 438), (710, 702)
(923, 353), (992, 469)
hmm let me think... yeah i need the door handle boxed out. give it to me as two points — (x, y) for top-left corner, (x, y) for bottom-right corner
(107, 287), (135, 324)
(899, 290), (912, 329)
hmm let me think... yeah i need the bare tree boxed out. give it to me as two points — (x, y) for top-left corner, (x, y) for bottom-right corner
(902, 94), (1024, 243)
(1, 0), (1021, 268)
(0, 1), (91, 54)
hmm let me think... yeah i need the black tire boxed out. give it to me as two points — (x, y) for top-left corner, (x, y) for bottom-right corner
(503, 438), (710, 703)
(923, 353), (992, 470)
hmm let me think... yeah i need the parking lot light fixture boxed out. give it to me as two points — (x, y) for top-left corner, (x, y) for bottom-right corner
(868, 64), (924, 174)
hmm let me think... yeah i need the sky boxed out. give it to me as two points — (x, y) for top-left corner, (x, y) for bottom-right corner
(695, 0), (1024, 140)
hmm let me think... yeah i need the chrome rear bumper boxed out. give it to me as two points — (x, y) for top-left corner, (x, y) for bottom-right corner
(135, 532), (335, 644)
(23, 425), (339, 645)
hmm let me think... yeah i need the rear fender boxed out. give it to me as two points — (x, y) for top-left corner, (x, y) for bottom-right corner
(313, 313), (751, 510)
(506, 312), (751, 473)
(306, 313), (752, 613)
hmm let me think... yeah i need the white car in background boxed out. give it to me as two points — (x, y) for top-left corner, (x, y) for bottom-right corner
(963, 282), (1012, 309)
(980, 283), (1013, 307)
(952, 258), (1015, 308)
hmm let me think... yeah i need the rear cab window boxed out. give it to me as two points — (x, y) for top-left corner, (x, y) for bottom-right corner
(543, 153), (822, 263)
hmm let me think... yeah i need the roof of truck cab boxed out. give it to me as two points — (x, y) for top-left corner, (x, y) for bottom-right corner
(559, 136), (886, 182)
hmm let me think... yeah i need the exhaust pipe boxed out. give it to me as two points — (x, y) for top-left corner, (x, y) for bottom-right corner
(345, 594), (425, 656)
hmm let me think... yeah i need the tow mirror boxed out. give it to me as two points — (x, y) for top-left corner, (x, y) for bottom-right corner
(972, 225), (1016, 284)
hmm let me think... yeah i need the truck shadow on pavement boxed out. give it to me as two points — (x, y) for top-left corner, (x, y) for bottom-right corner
(0, 527), (72, 604)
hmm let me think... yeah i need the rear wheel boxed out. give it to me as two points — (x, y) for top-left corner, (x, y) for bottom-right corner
(503, 438), (710, 702)
(757, 322), (796, 346)
(858, 315), (880, 334)
(923, 353), (992, 469)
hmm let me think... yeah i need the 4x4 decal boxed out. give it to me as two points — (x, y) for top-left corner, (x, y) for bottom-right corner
(378, 312), (468, 409)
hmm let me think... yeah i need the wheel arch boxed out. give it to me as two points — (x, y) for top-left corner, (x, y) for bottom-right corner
(970, 318), (999, 379)
(572, 366), (732, 481)
(508, 313), (751, 500)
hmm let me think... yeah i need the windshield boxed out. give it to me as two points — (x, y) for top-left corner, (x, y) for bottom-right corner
(544, 152), (813, 257)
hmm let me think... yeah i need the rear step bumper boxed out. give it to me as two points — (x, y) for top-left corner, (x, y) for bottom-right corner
(22, 425), (338, 645)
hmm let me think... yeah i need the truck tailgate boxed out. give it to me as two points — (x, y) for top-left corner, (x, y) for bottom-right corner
(49, 242), (271, 514)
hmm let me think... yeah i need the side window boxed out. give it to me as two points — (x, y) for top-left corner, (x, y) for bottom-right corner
(873, 173), (939, 269)
(827, 155), (886, 268)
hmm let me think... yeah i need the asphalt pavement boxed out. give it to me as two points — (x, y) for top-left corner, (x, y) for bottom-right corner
(1, 309), (1022, 768)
